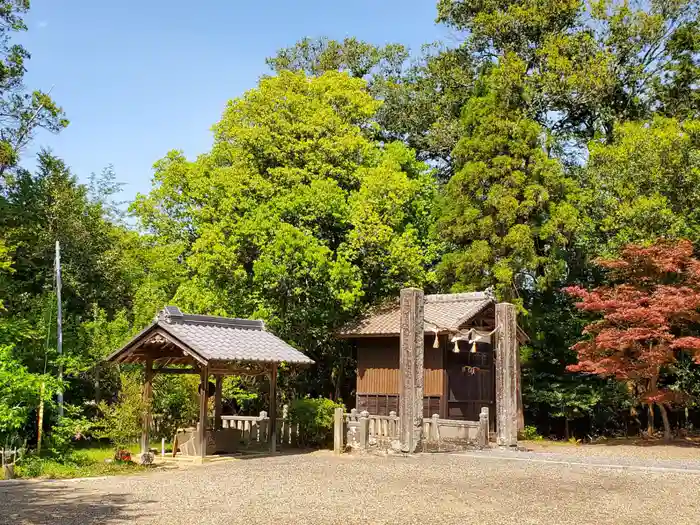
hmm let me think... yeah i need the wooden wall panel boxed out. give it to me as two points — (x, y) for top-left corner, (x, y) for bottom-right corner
(356, 336), (444, 397)
(423, 336), (444, 396)
(357, 338), (400, 394)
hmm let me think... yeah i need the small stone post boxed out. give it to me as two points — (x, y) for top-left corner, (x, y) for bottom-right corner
(479, 407), (490, 448)
(259, 411), (268, 443)
(399, 288), (424, 453)
(334, 407), (344, 454)
(495, 302), (518, 448)
(431, 414), (440, 441)
(359, 410), (370, 450)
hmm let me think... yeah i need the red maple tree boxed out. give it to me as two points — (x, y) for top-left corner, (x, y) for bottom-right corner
(564, 239), (700, 440)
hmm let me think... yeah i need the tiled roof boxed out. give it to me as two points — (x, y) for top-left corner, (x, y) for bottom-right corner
(108, 307), (314, 365)
(337, 292), (494, 337)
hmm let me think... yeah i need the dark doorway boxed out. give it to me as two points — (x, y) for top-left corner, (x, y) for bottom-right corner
(445, 343), (496, 426)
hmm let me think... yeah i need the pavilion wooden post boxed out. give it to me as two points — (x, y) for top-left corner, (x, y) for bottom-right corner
(213, 375), (223, 430)
(269, 364), (278, 453)
(495, 302), (518, 448)
(198, 365), (209, 459)
(398, 287), (424, 453)
(140, 358), (153, 455)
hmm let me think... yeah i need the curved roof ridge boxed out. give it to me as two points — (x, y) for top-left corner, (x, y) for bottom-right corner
(425, 292), (489, 303)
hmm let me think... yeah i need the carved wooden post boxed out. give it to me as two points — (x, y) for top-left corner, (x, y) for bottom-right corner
(496, 302), (518, 448)
(333, 407), (344, 455)
(198, 365), (209, 459)
(399, 288), (424, 453)
(140, 358), (153, 455)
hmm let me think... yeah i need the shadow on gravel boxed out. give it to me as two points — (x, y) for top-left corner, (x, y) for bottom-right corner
(0, 481), (153, 524)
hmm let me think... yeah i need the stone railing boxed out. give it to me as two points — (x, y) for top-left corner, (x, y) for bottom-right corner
(334, 406), (490, 454)
(221, 405), (299, 447)
(422, 407), (489, 451)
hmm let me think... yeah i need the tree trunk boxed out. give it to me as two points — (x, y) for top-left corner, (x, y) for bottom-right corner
(647, 404), (655, 437)
(658, 403), (671, 442)
(94, 364), (101, 405)
(564, 418), (570, 441)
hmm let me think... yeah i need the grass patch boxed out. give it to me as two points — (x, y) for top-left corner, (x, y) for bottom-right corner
(13, 442), (152, 480)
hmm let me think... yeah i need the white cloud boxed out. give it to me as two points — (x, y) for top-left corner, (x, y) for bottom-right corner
(38, 21), (48, 29)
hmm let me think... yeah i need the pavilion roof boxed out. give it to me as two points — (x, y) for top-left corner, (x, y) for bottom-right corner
(106, 307), (314, 366)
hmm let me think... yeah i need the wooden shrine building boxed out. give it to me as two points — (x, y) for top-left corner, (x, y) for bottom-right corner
(106, 306), (313, 459)
(338, 292), (526, 426)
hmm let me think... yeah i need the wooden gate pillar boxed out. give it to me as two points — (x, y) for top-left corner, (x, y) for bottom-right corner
(398, 287), (424, 453)
(495, 302), (518, 448)
(213, 375), (223, 430)
(140, 358), (153, 455)
(198, 365), (209, 459)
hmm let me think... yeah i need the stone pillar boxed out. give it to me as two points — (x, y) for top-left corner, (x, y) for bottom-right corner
(495, 302), (518, 448)
(398, 287), (424, 453)
(333, 407), (344, 455)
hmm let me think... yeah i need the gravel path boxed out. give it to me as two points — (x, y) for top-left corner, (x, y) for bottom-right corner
(2, 450), (700, 525)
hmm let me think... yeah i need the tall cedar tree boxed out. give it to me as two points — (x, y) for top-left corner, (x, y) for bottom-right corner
(565, 240), (700, 440)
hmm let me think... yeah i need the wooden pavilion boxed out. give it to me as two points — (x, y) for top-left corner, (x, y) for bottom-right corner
(106, 306), (314, 459)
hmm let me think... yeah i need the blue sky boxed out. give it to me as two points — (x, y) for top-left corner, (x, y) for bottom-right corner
(19, 1), (450, 202)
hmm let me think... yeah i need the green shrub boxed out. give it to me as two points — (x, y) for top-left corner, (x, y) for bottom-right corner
(288, 397), (343, 447)
(48, 405), (95, 456)
(519, 425), (544, 441)
(95, 373), (146, 454)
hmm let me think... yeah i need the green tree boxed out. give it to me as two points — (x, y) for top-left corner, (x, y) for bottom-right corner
(580, 117), (700, 256)
(0, 0), (67, 178)
(436, 83), (579, 304)
(134, 71), (438, 399)
(437, 0), (700, 141)
(268, 38), (477, 177)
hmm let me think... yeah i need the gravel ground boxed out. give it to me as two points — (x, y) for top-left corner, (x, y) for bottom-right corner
(523, 439), (700, 460)
(2, 450), (700, 525)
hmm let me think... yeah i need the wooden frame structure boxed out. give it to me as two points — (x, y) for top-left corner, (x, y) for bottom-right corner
(106, 307), (313, 459)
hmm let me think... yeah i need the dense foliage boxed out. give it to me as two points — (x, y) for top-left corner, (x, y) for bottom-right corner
(3, 0), (700, 460)
(287, 397), (344, 447)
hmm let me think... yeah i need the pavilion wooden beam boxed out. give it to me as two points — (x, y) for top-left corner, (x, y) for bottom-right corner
(198, 365), (209, 459)
(140, 358), (153, 455)
(269, 364), (277, 453)
(214, 375), (223, 430)
(152, 368), (200, 375)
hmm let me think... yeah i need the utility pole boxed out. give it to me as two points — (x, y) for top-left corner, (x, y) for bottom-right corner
(55, 240), (63, 418)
